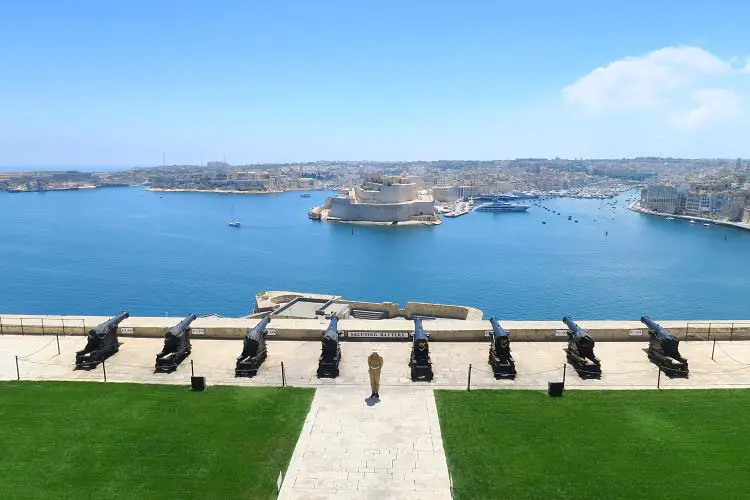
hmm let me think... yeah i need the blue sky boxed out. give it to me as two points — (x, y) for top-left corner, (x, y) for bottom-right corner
(2, 1), (750, 166)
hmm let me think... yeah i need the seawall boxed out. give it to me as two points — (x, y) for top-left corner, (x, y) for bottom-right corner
(2, 314), (749, 341)
(628, 204), (750, 232)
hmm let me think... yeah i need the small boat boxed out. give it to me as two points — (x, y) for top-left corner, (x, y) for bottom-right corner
(229, 202), (241, 228)
(300, 193), (311, 198)
(542, 220), (547, 224)
(666, 217), (674, 221)
(689, 220), (695, 224)
(704, 223), (710, 227)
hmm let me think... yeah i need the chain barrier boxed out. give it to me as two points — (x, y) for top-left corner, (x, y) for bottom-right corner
(715, 342), (750, 366)
(17, 338), (58, 359)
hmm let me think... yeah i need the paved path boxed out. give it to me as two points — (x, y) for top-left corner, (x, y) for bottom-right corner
(279, 386), (451, 500)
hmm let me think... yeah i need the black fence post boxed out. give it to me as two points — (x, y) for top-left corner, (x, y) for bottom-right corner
(56, 333), (60, 355)
(730, 323), (734, 342)
(15, 355), (20, 381)
(657, 367), (662, 390)
(281, 361), (286, 387)
(41, 317), (45, 336)
(711, 339), (717, 361)
(190, 359), (195, 377)
(707, 323), (712, 341)
(563, 363), (567, 384)
(467, 364), (472, 391)
(61, 318), (66, 336)
(102, 360), (107, 382)
(19, 317), (24, 335)
(0, 316), (3, 335)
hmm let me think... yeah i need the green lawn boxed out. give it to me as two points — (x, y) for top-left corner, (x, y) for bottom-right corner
(436, 389), (750, 500)
(0, 381), (313, 499)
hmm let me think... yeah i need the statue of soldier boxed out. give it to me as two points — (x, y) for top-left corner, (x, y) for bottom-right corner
(368, 351), (383, 399)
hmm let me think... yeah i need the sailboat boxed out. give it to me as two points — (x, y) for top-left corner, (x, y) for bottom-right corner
(228, 202), (241, 228)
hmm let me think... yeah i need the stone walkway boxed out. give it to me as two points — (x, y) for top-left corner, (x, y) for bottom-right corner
(279, 386), (451, 500)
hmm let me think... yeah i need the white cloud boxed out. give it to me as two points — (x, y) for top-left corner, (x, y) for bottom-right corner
(561, 46), (750, 131)
(669, 89), (740, 130)
(562, 46), (732, 113)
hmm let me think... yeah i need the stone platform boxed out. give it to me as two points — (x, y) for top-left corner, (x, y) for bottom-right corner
(2, 335), (750, 390)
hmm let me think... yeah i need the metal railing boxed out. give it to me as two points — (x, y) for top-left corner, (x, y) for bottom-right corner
(0, 316), (88, 336)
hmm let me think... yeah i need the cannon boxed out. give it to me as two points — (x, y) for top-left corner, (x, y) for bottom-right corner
(75, 312), (129, 369)
(317, 315), (341, 378)
(410, 318), (433, 381)
(235, 315), (271, 377)
(641, 316), (689, 377)
(562, 316), (601, 378)
(155, 313), (196, 373)
(488, 317), (516, 379)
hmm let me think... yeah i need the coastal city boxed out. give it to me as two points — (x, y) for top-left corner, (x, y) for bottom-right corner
(3, 157), (750, 228)
(6, 2), (750, 499)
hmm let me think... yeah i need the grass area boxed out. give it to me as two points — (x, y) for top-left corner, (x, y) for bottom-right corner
(436, 389), (750, 500)
(0, 381), (313, 499)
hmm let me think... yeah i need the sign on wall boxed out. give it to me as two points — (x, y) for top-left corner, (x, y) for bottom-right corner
(191, 328), (205, 336)
(555, 329), (568, 337)
(348, 331), (409, 339)
(628, 329), (643, 336)
(119, 327), (133, 334)
(266, 328), (277, 336)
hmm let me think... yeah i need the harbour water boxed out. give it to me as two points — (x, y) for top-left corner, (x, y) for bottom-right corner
(1, 187), (749, 320)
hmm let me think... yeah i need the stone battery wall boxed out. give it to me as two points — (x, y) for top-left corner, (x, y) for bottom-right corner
(2, 315), (749, 342)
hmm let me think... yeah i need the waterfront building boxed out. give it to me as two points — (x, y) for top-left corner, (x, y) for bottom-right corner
(683, 191), (745, 220)
(743, 207), (750, 225)
(433, 186), (459, 202)
(640, 185), (686, 214)
(316, 174), (438, 224)
(229, 170), (271, 191)
(684, 191), (711, 217)
(457, 185), (480, 199)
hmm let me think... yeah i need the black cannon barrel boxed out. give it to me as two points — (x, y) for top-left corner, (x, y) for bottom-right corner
(414, 318), (428, 343)
(562, 316), (589, 338)
(323, 315), (339, 343)
(490, 317), (508, 338)
(247, 314), (271, 341)
(167, 313), (197, 337)
(89, 311), (129, 338)
(641, 316), (679, 342)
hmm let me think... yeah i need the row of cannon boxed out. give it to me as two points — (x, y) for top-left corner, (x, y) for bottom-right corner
(71, 312), (689, 379)
(490, 315), (689, 378)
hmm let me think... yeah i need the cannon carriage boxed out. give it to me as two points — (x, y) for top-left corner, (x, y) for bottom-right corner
(562, 316), (601, 378)
(488, 317), (516, 379)
(641, 316), (689, 377)
(317, 315), (341, 378)
(75, 312), (129, 370)
(410, 318), (433, 381)
(235, 315), (271, 377)
(155, 313), (196, 373)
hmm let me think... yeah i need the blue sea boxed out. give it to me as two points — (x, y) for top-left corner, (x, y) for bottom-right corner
(1, 187), (748, 320)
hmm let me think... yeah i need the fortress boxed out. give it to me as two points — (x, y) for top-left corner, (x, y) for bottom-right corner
(309, 174), (440, 225)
